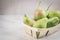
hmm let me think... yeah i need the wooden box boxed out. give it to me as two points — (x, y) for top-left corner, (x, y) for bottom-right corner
(23, 24), (60, 38)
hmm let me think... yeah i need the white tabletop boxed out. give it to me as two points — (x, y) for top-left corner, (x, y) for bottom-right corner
(0, 15), (60, 40)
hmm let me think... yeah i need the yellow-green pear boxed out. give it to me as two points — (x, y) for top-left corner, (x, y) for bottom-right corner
(34, 7), (46, 21)
(47, 17), (59, 28)
(23, 14), (35, 26)
(33, 18), (48, 28)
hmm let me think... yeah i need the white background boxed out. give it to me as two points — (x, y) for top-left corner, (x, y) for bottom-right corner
(0, 0), (60, 15)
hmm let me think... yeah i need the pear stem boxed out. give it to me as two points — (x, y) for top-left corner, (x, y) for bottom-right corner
(38, 1), (42, 7)
(46, 0), (54, 11)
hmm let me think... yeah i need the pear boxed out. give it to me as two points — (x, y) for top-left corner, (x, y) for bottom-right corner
(34, 6), (46, 21)
(47, 10), (60, 23)
(23, 14), (29, 25)
(29, 19), (35, 26)
(23, 14), (35, 26)
(33, 18), (48, 28)
(48, 10), (60, 19)
(47, 17), (59, 28)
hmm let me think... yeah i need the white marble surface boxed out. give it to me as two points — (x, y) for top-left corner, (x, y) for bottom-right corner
(0, 15), (60, 40)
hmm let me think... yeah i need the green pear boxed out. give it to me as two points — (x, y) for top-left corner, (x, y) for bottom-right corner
(33, 18), (48, 28)
(23, 14), (35, 26)
(23, 14), (29, 25)
(47, 17), (59, 28)
(28, 19), (35, 26)
(48, 10), (60, 19)
(34, 7), (46, 21)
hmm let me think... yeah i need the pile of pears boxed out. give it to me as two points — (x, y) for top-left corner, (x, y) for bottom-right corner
(23, 6), (60, 28)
